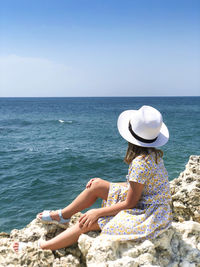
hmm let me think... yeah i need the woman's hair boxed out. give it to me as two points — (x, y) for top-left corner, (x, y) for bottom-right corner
(124, 142), (163, 165)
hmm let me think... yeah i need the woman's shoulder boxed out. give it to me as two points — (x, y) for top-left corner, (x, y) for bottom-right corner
(128, 154), (152, 182)
(130, 154), (151, 169)
(131, 151), (161, 168)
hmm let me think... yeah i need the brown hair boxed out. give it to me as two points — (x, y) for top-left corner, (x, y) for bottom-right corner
(124, 142), (163, 165)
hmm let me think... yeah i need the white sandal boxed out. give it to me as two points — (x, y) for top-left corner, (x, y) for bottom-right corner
(13, 239), (42, 252)
(36, 209), (70, 229)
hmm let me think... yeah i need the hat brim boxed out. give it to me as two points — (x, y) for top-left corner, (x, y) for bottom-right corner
(117, 110), (169, 147)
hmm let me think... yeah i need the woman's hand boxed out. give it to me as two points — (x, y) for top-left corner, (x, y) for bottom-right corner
(86, 178), (97, 189)
(79, 209), (99, 229)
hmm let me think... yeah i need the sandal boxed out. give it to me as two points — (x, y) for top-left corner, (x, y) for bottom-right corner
(36, 209), (70, 229)
(12, 239), (42, 253)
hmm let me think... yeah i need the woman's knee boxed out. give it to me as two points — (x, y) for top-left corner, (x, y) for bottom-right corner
(90, 178), (102, 188)
(90, 178), (110, 200)
(90, 178), (109, 190)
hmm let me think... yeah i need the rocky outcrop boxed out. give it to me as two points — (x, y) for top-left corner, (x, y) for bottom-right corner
(1, 156), (200, 267)
(79, 220), (200, 267)
(0, 214), (83, 267)
(170, 155), (200, 223)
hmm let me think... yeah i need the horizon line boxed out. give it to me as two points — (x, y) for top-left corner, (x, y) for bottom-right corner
(0, 95), (200, 98)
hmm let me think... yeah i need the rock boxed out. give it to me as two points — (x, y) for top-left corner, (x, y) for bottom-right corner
(1, 213), (83, 267)
(52, 255), (80, 267)
(170, 155), (200, 223)
(78, 221), (200, 267)
(1, 156), (200, 266)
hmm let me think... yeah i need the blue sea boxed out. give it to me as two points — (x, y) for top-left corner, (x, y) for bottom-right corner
(0, 97), (200, 233)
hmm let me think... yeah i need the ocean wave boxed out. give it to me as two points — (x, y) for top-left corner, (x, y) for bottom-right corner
(30, 177), (48, 187)
(58, 119), (73, 124)
(0, 119), (32, 127)
(0, 127), (17, 134)
(33, 119), (75, 126)
(9, 147), (27, 153)
(0, 119), (75, 129)
(0, 146), (39, 154)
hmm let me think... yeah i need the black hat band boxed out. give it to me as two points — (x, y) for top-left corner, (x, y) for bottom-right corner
(128, 122), (158, 144)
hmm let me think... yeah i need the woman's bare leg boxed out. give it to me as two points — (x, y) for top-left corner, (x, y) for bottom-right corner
(13, 221), (100, 252)
(38, 178), (110, 220)
(40, 221), (100, 250)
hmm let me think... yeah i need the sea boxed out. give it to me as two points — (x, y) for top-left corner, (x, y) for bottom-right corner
(0, 97), (200, 233)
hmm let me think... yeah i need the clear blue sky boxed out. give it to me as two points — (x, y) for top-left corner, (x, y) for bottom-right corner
(0, 0), (199, 96)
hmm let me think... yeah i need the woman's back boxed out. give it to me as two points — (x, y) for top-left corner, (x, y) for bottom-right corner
(127, 152), (172, 205)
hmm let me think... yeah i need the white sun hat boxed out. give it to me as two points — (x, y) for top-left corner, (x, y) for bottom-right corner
(117, 105), (169, 147)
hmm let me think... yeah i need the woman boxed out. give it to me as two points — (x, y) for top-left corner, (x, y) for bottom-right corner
(13, 105), (172, 251)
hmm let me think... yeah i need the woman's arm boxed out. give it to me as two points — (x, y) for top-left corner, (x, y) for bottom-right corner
(79, 181), (144, 228)
(97, 181), (144, 217)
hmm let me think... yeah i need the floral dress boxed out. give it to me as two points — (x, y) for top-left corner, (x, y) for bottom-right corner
(98, 152), (172, 241)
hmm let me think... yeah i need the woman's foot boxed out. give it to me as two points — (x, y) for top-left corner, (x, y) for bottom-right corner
(13, 239), (45, 252)
(37, 210), (60, 221)
(36, 210), (70, 229)
(13, 241), (28, 252)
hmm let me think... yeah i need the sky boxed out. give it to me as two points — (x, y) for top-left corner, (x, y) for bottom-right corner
(0, 0), (200, 97)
